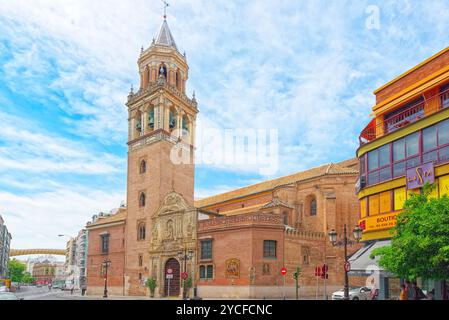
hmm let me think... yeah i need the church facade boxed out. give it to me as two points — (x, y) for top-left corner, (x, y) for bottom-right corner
(113, 17), (365, 299)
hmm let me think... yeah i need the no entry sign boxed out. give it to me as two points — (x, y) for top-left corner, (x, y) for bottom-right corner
(167, 268), (173, 274)
(344, 262), (351, 273)
(281, 267), (287, 276)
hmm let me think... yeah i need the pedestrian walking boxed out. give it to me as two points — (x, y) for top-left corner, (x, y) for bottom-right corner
(399, 284), (408, 300)
(413, 282), (427, 300)
(70, 285), (74, 295)
(81, 283), (87, 296)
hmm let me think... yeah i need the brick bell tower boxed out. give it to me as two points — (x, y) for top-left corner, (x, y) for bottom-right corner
(124, 15), (198, 296)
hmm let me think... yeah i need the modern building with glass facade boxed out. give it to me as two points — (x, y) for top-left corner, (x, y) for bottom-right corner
(352, 46), (449, 300)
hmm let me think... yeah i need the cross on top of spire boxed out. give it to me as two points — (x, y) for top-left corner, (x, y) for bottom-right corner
(162, 0), (169, 20)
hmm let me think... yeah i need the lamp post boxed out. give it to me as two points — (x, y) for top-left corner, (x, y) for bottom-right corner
(102, 260), (111, 298)
(177, 249), (194, 300)
(328, 225), (362, 300)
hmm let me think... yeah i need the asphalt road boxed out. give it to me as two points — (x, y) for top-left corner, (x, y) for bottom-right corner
(14, 286), (153, 300)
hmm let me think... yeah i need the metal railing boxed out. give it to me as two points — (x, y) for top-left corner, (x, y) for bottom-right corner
(359, 88), (449, 145)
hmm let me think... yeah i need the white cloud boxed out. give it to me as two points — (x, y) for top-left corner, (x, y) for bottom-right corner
(0, 187), (124, 249)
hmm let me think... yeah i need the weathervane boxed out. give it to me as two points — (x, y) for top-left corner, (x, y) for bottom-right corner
(161, 0), (169, 19)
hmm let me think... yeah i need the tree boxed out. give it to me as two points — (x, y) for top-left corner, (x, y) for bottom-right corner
(371, 183), (449, 281)
(22, 272), (35, 284)
(8, 259), (26, 282)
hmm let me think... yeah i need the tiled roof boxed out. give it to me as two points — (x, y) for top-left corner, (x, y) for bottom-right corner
(194, 161), (358, 208)
(86, 208), (127, 228)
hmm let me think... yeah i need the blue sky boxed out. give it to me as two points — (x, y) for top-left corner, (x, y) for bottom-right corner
(1, 0), (449, 249)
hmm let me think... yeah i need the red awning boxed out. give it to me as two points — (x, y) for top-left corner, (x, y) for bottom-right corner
(359, 118), (376, 143)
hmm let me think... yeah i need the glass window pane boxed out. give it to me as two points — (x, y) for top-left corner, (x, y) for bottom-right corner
(393, 139), (405, 161)
(379, 145), (391, 167)
(406, 133), (419, 156)
(406, 156), (420, 169)
(200, 266), (205, 279)
(359, 157), (366, 175)
(393, 161), (405, 178)
(423, 151), (438, 164)
(438, 119), (449, 146)
(423, 126), (437, 152)
(368, 150), (379, 170)
(379, 167), (392, 182)
(206, 266), (213, 279)
(368, 171), (379, 185)
(439, 146), (449, 163)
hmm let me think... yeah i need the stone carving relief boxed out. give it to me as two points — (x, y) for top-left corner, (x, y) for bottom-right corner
(249, 267), (256, 285)
(164, 220), (174, 240)
(226, 259), (240, 279)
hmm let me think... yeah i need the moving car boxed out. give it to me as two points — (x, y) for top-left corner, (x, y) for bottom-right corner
(332, 286), (372, 300)
(0, 292), (23, 300)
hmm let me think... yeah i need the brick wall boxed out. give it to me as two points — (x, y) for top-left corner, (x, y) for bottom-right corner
(86, 223), (125, 296)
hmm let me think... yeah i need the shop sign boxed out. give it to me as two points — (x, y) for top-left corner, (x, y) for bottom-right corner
(406, 162), (434, 190)
(363, 211), (400, 232)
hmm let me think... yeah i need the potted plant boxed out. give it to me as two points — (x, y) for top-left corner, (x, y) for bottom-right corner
(184, 275), (193, 299)
(145, 277), (157, 298)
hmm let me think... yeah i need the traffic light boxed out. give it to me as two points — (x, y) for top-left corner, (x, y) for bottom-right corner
(293, 272), (298, 280)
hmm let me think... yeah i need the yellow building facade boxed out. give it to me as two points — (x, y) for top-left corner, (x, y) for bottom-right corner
(357, 46), (449, 242)
(353, 46), (449, 299)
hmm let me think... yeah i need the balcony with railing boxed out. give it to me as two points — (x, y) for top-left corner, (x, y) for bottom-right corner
(359, 87), (449, 145)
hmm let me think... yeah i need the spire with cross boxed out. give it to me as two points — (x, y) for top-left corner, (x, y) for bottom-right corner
(162, 0), (169, 20)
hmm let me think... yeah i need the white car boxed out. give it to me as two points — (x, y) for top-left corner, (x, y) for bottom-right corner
(332, 286), (372, 300)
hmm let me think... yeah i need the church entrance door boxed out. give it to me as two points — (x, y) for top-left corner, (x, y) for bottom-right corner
(164, 258), (180, 297)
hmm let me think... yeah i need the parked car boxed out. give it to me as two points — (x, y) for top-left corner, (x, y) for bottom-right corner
(0, 292), (23, 300)
(332, 286), (372, 300)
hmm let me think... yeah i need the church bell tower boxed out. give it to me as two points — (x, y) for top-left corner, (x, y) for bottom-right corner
(124, 14), (198, 296)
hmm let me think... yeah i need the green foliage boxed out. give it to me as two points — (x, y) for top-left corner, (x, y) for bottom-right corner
(371, 183), (449, 281)
(184, 275), (193, 290)
(7, 259), (26, 282)
(145, 277), (157, 294)
(22, 272), (35, 284)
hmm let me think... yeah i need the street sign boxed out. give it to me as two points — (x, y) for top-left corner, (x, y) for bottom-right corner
(181, 272), (188, 280)
(167, 268), (173, 274)
(166, 274), (174, 279)
(321, 264), (329, 279)
(315, 266), (322, 277)
(344, 261), (351, 273)
(281, 267), (287, 276)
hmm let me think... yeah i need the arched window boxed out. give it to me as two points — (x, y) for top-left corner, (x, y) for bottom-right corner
(140, 160), (146, 174)
(169, 110), (176, 131)
(310, 199), (317, 216)
(182, 115), (189, 133)
(148, 108), (155, 130)
(138, 224), (146, 240)
(159, 64), (167, 78)
(138, 254), (143, 267)
(139, 193), (146, 207)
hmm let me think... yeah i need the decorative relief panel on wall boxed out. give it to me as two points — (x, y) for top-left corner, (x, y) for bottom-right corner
(225, 258), (240, 279)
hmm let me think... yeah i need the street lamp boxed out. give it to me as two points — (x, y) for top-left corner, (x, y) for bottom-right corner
(328, 225), (362, 300)
(102, 260), (111, 298)
(177, 249), (194, 300)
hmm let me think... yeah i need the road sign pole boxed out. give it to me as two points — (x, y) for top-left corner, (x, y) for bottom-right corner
(168, 277), (170, 297)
